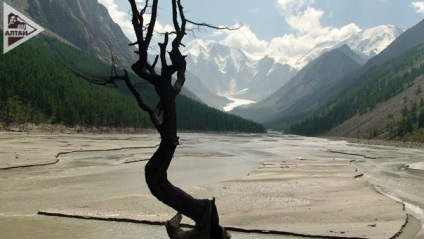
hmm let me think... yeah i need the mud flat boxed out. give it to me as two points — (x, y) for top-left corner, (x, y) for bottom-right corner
(39, 157), (407, 239)
(1, 132), (423, 238)
(0, 132), (158, 170)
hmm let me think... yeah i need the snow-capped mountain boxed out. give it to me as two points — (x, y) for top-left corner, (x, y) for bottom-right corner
(293, 25), (403, 69)
(346, 25), (403, 57)
(182, 40), (297, 108)
(182, 25), (402, 111)
(232, 45), (363, 123)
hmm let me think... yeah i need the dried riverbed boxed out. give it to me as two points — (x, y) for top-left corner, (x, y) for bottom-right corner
(0, 132), (423, 238)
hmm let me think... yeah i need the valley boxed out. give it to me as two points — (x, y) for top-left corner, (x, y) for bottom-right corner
(1, 1), (424, 239)
(3, 0), (423, 143)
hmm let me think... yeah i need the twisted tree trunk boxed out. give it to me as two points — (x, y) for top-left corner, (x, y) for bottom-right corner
(83, 0), (232, 236)
(125, 1), (231, 238)
(145, 98), (229, 238)
(73, 1), (234, 236)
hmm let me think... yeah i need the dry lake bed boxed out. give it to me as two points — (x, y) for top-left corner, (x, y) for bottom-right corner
(0, 132), (423, 238)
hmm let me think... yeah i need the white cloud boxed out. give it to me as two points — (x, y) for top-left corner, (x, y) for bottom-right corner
(412, 2), (424, 14)
(218, 26), (268, 58)
(97, 0), (173, 43)
(286, 7), (328, 35)
(100, 0), (364, 69)
(98, 0), (136, 41)
(266, 23), (360, 65)
(277, 0), (315, 13)
(214, 0), (361, 67)
(276, 0), (323, 33)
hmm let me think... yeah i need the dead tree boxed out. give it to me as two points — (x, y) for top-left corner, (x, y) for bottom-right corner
(88, 0), (232, 238)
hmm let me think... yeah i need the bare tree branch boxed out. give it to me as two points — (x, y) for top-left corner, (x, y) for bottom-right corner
(144, 0), (158, 53)
(71, 1), (236, 237)
(159, 32), (169, 68)
(187, 19), (242, 31)
(129, 0), (144, 53)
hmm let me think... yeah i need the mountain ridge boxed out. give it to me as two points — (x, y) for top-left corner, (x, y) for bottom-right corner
(183, 39), (296, 107)
(0, 0), (265, 133)
(232, 44), (362, 123)
(182, 24), (401, 111)
(288, 18), (424, 140)
(293, 25), (403, 70)
(364, 19), (424, 71)
(1, 0), (137, 67)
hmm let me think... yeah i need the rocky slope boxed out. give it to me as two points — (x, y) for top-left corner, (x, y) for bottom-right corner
(2, 0), (137, 67)
(232, 45), (363, 123)
(288, 19), (424, 140)
(325, 75), (424, 139)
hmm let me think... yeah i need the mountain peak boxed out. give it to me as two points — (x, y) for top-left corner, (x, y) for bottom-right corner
(233, 41), (363, 123)
(183, 41), (296, 107)
(182, 39), (214, 62)
(345, 25), (403, 58)
(364, 18), (424, 70)
(293, 24), (402, 70)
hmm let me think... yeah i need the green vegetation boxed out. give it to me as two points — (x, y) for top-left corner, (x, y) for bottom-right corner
(0, 35), (265, 133)
(288, 43), (424, 138)
(0, 35), (150, 129)
(386, 98), (424, 141)
(176, 96), (264, 132)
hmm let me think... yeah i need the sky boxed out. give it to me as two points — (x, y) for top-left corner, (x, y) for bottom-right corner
(98, 0), (424, 63)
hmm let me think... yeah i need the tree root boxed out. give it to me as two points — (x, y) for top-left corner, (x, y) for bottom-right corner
(165, 198), (231, 239)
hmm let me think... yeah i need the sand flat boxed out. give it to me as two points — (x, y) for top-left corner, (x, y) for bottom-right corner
(2, 132), (419, 238)
(0, 132), (158, 169)
(40, 158), (407, 239)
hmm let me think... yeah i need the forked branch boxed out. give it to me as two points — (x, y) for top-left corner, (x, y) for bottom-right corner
(75, 0), (236, 238)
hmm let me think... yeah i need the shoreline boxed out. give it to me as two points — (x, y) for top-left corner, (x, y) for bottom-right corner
(1, 123), (156, 135)
(328, 136), (424, 149)
(4, 122), (424, 149)
(3, 124), (424, 150)
(372, 185), (423, 238)
(326, 144), (424, 238)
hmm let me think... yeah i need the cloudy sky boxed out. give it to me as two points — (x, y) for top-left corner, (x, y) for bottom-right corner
(98, 0), (424, 62)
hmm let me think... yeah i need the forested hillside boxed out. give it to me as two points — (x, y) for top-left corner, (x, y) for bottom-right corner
(289, 43), (424, 141)
(0, 35), (265, 133)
